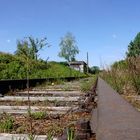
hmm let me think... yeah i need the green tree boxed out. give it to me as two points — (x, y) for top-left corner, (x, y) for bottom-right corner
(15, 40), (30, 59)
(58, 32), (79, 62)
(126, 32), (140, 57)
(28, 37), (49, 60)
(15, 37), (49, 60)
(111, 60), (128, 70)
(90, 66), (100, 74)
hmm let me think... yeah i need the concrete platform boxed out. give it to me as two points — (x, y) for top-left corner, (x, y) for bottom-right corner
(95, 78), (140, 140)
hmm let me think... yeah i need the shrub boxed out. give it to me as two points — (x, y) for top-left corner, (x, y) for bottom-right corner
(0, 52), (85, 79)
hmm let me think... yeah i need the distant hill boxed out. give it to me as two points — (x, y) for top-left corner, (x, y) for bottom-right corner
(0, 52), (85, 80)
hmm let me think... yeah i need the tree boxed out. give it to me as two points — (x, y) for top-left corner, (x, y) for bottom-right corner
(126, 32), (140, 57)
(15, 40), (30, 59)
(90, 66), (100, 74)
(15, 37), (49, 60)
(28, 37), (49, 60)
(58, 32), (79, 62)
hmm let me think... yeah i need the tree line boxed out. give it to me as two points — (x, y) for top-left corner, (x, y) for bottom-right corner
(15, 33), (79, 62)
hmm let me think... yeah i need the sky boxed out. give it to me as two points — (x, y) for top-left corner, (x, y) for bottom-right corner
(0, 0), (140, 67)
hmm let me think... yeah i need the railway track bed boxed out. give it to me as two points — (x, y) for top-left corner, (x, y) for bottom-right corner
(0, 78), (97, 140)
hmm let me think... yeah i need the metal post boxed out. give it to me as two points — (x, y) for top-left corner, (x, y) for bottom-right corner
(87, 52), (89, 73)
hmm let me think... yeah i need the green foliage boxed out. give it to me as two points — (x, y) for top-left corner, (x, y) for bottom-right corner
(47, 132), (53, 140)
(126, 32), (140, 57)
(30, 111), (47, 120)
(15, 36), (49, 60)
(111, 60), (128, 69)
(15, 40), (30, 59)
(0, 36), (83, 80)
(58, 32), (79, 62)
(0, 52), (85, 80)
(0, 113), (14, 132)
(90, 66), (100, 74)
(80, 76), (96, 92)
(0, 52), (14, 63)
(67, 127), (75, 140)
(27, 134), (37, 140)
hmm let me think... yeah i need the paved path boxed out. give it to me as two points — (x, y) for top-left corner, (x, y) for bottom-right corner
(96, 78), (140, 140)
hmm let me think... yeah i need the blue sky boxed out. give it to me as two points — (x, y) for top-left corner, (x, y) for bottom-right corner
(0, 0), (140, 67)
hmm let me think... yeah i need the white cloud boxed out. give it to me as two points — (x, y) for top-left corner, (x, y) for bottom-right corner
(6, 39), (11, 43)
(112, 34), (117, 39)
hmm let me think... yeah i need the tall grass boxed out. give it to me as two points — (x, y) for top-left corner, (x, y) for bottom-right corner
(101, 57), (140, 95)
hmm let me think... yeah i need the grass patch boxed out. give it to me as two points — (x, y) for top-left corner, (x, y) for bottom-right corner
(30, 111), (47, 120)
(0, 113), (14, 132)
(80, 76), (97, 92)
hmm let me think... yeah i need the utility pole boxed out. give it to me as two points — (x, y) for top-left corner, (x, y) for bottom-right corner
(87, 52), (89, 73)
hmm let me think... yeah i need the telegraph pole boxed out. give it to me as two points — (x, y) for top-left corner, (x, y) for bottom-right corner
(87, 52), (89, 73)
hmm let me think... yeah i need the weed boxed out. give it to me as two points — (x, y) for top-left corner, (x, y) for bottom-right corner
(0, 113), (14, 132)
(80, 76), (96, 92)
(67, 127), (75, 140)
(47, 132), (53, 140)
(30, 111), (47, 120)
(27, 133), (37, 140)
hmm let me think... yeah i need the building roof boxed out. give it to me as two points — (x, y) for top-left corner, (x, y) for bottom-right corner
(69, 61), (87, 65)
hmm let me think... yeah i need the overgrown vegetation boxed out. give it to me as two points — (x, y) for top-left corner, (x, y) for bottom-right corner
(101, 32), (140, 96)
(80, 76), (97, 92)
(0, 52), (85, 80)
(0, 35), (86, 80)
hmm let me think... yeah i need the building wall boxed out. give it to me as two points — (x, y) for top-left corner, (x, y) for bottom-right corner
(70, 64), (86, 73)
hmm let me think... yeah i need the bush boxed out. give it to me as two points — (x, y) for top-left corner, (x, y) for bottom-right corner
(0, 52), (85, 80)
